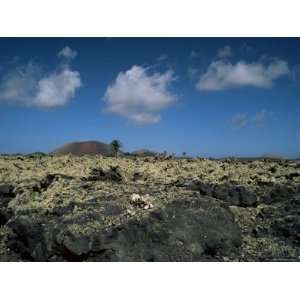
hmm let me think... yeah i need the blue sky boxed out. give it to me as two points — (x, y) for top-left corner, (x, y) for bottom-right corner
(0, 38), (299, 157)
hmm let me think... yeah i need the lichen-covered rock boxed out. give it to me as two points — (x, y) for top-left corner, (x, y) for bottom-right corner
(0, 155), (299, 261)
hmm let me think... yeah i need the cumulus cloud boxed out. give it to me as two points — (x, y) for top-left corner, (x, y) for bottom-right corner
(0, 47), (81, 108)
(217, 45), (232, 58)
(0, 62), (41, 106)
(104, 65), (176, 124)
(197, 59), (290, 91)
(34, 68), (81, 108)
(57, 46), (77, 60)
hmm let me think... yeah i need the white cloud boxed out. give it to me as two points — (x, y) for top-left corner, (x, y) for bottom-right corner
(57, 46), (77, 60)
(104, 65), (176, 124)
(0, 47), (81, 108)
(197, 59), (290, 91)
(0, 62), (41, 106)
(34, 68), (81, 108)
(217, 45), (232, 58)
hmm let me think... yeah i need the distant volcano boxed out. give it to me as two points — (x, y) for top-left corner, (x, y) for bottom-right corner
(50, 140), (115, 156)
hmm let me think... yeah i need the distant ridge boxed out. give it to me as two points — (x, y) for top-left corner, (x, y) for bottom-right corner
(131, 149), (158, 157)
(261, 153), (286, 160)
(50, 140), (115, 156)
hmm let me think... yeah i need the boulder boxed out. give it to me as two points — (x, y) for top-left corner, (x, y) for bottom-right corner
(0, 184), (15, 203)
(273, 215), (300, 242)
(188, 181), (213, 196)
(6, 215), (47, 261)
(270, 185), (296, 203)
(85, 166), (123, 182)
(271, 197), (300, 244)
(212, 185), (229, 201)
(227, 188), (241, 206)
(55, 229), (94, 259)
(0, 184), (13, 195)
(30, 196), (242, 262)
(187, 181), (257, 207)
(237, 187), (257, 207)
(93, 197), (242, 261)
(0, 184), (15, 225)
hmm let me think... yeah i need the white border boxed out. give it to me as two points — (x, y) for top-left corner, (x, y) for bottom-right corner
(0, 0), (300, 36)
(0, 262), (299, 300)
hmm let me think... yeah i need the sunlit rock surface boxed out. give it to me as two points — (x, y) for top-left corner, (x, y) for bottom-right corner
(0, 155), (299, 261)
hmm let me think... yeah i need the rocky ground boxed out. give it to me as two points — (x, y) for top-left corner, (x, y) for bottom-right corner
(0, 154), (299, 261)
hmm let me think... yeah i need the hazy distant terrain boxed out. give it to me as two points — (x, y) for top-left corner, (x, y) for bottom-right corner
(50, 141), (116, 156)
(0, 154), (299, 261)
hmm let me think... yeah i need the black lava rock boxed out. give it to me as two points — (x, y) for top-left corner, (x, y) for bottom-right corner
(270, 185), (296, 203)
(213, 185), (229, 201)
(55, 229), (94, 259)
(6, 215), (48, 261)
(270, 196), (300, 244)
(237, 187), (258, 207)
(90, 198), (242, 261)
(85, 167), (123, 182)
(188, 181), (213, 196)
(0, 184), (15, 199)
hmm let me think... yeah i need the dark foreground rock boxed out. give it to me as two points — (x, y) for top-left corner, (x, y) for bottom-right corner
(4, 197), (241, 261)
(189, 181), (258, 207)
(84, 166), (123, 182)
(89, 198), (242, 261)
(0, 183), (15, 226)
(6, 215), (47, 261)
(270, 197), (300, 243)
(0, 184), (14, 196)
